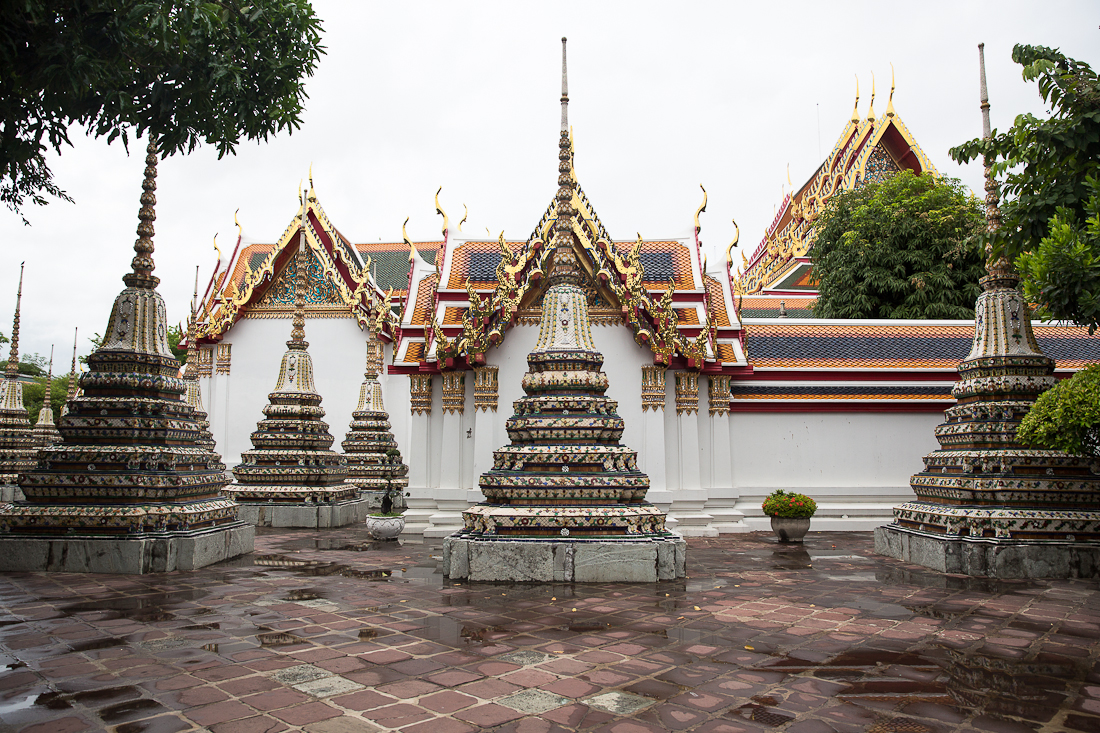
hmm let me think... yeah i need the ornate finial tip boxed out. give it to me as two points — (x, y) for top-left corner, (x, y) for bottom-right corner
(562, 36), (567, 43)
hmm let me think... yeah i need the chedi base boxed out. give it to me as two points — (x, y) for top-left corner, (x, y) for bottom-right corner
(0, 523), (255, 574)
(443, 535), (686, 582)
(875, 524), (1100, 579)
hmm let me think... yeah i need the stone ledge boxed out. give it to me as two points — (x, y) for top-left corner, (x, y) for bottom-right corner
(235, 498), (370, 528)
(442, 535), (686, 582)
(875, 524), (1100, 579)
(0, 522), (254, 574)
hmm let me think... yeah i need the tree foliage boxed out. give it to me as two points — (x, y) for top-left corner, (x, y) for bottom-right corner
(810, 171), (986, 319)
(22, 373), (71, 426)
(1017, 365), (1100, 457)
(950, 44), (1100, 330)
(1016, 176), (1100, 333)
(1, 0), (325, 222)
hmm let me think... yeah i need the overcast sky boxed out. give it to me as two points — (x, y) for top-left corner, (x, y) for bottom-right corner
(0, 1), (1095, 368)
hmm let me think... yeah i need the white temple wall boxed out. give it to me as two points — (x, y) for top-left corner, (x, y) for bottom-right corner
(725, 411), (940, 532)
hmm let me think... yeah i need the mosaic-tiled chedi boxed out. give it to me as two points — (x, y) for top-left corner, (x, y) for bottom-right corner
(0, 266), (34, 502)
(341, 322), (408, 510)
(227, 218), (362, 523)
(30, 351), (62, 449)
(0, 140), (253, 573)
(454, 40), (674, 546)
(184, 308), (220, 461)
(876, 45), (1100, 577)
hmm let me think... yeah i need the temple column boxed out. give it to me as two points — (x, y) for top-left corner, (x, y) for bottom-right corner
(471, 366), (499, 504)
(640, 366), (670, 514)
(705, 375), (746, 532)
(427, 370), (467, 537)
(672, 371), (715, 536)
(402, 373), (434, 535)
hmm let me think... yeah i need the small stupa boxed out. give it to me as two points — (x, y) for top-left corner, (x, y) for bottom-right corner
(184, 272), (220, 458)
(30, 346), (62, 448)
(0, 265), (34, 503)
(341, 311), (408, 512)
(875, 44), (1100, 578)
(227, 194), (366, 527)
(0, 139), (253, 573)
(443, 39), (685, 582)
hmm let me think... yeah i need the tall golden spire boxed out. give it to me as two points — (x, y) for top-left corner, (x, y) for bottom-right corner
(6, 263), (23, 379)
(123, 139), (160, 290)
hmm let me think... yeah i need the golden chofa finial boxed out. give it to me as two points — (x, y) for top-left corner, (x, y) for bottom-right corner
(886, 63), (896, 118)
(234, 207), (242, 239)
(459, 204), (468, 233)
(404, 217), (419, 262)
(297, 179), (303, 210)
(435, 187), (449, 236)
(694, 184), (707, 236)
(867, 73), (876, 121)
(726, 216), (740, 269)
(212, 234), (222, 264)
(308, 162), (314, 191)
(851, 76), (860, 123)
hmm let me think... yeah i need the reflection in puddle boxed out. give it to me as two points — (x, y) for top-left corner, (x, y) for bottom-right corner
(257, 632), (305, 647)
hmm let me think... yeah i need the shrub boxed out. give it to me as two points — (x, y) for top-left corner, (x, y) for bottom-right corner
(1017, 365), (1100, 456)
(762, 490), (817, 519)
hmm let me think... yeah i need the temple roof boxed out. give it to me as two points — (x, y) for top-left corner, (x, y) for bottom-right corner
(194, 183), (400, 343)
(733, 77), (937, 297)
(731, 319), (1100, 410)
(391, 137), (747, 374)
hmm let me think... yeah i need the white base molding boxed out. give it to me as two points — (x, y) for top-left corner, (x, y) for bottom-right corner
(234, 499), (369, 528)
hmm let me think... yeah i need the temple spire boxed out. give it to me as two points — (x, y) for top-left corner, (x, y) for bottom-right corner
(63, 327), (78, 414)
(288, 190), (308, 351)
(123, 139), (160, 290)
(560, 37), (569, 132)
(977, 42), (1009, 281)
(6, 263), (23, 379)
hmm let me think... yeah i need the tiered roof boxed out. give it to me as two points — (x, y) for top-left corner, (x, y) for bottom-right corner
(734, 74), (937, 297)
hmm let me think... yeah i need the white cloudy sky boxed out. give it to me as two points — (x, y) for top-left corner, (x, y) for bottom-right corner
(0, 1), (1095, 367)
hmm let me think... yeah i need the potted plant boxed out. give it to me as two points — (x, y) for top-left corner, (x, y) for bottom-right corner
(762, 489), (817, 542)
(365, 457), (407, 541)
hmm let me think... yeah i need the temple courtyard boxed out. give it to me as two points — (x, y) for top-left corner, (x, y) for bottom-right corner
(0, 532), (1098, 733)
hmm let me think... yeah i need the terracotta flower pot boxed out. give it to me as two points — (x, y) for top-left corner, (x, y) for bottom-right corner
(770, 516), (811, 543)
(365, 515), (405, 541)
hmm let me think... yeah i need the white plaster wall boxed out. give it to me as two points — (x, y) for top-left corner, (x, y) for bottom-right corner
(728, 411), (942, 530)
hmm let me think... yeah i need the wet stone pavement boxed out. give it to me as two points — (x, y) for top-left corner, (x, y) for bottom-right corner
(2, 531), (1100, 733)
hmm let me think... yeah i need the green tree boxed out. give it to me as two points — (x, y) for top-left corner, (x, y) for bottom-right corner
(950, 44), (1100, 331)
(2, 0), (325, 222)
(810, 171), (987, 319)
(167, 323), (186, 363)
(22, 373), (69, 425)
(1017, 365), (1100, 456)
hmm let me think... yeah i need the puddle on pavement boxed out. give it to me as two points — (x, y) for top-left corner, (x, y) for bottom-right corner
(98, 698), (166, 724)
(285, 588), (325, 601)
(70, 637), (128, 652)
(252, 553), (443, 586)
(58, 589), (208, 621)
(258, 632), (306, 647)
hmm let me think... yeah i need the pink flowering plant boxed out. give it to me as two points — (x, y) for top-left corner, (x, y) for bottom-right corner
(762, 489), (817, 519)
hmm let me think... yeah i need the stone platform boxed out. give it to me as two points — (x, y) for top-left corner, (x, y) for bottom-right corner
(875, 524), (1100, 579)
(443, 535), (686, 582)
(235, 498), (369, 528)
(0, 522), (254, 574)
